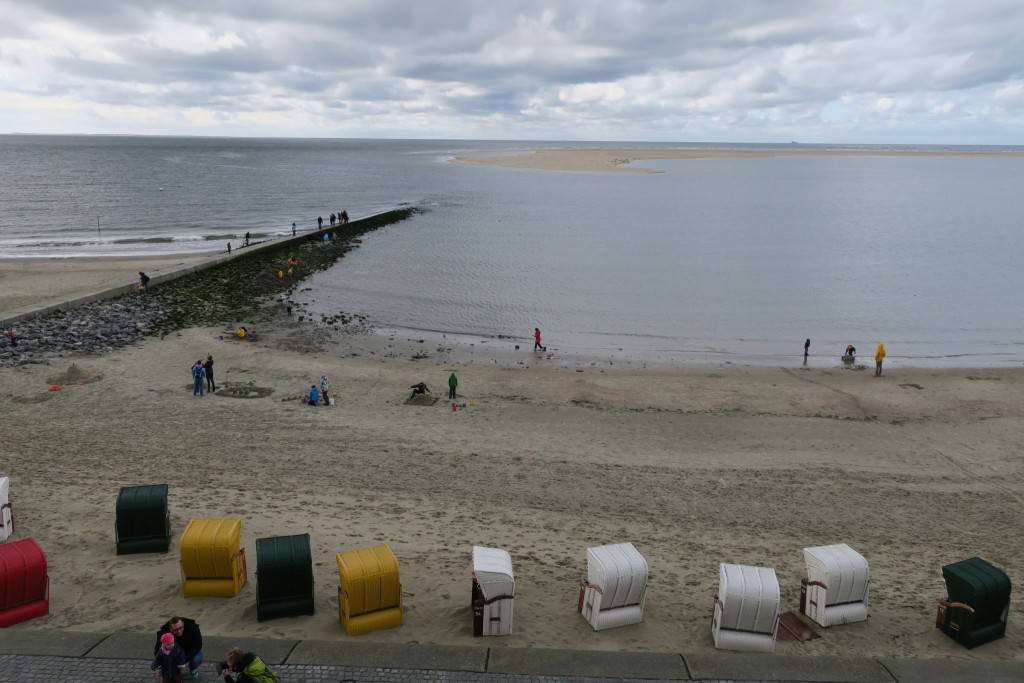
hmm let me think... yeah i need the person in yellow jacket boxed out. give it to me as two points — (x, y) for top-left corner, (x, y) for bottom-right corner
(874, 343), (886, 376)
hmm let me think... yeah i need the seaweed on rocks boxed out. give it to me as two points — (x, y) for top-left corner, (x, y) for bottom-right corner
(150, 207), (419, 335)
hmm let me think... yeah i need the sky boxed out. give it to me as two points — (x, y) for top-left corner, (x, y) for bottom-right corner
(1, 1), (1023, 144)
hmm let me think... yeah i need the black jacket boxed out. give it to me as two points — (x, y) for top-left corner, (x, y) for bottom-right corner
(154, 617), (203, 663)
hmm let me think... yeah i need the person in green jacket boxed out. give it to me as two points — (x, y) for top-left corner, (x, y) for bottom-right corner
(448, 371), (458, 400)
(217, 647), (279, 682)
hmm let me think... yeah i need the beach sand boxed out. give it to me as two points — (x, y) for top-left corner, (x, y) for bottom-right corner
(452, 147), (1024, 173)
(0, 254), (213, 318)
(1, 282), (1021, 662)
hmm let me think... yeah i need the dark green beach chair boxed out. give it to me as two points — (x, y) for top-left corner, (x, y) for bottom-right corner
(115, 484), (171, 554)
(256, 533), (315, 621)
(938, 556), (1011, 648)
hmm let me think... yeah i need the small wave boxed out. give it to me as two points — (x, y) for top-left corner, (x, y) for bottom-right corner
(113, 237), (175, 244)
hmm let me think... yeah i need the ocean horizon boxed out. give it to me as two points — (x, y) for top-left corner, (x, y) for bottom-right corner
(2, 135), (1023, 367)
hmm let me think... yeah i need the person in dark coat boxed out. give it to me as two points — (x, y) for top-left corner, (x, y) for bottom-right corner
(155, 616), (204, 679)
(409, 380), (430, 400)
(203, 355), (216, 393)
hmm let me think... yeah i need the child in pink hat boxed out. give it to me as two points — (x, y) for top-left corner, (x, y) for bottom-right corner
(151, 632), (187, 682)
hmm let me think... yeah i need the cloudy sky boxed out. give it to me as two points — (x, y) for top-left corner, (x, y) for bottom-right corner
(1, 1), (1022, 143)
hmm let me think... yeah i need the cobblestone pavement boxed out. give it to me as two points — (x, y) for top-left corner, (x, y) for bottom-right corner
(0, 655), (799, 683)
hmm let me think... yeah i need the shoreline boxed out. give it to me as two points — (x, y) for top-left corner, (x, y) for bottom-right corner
(5, 252), (1022, 371)
(451, 147), (1024, 173)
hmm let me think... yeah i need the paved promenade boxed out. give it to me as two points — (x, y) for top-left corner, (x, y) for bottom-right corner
(0, 629), (1021, 683)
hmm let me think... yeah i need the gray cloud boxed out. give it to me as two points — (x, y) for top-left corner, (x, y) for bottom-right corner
(0, 0), (1022, 142)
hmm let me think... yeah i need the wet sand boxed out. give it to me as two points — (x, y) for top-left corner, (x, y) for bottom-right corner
(452, 147), (1024, 173)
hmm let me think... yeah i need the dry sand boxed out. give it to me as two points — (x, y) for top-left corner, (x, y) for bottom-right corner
(1, 303), (1022, 661)
(0, 254), (212, 318)
(452, 147), (1024, 173)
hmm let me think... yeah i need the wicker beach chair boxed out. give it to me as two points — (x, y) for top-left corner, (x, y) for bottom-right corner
(801, 543), (869, 627)
(179, 518), (247, 598)
(712, 563), (780, 652)
(336, 544), (404, 635)
(472, 546), (515, 636)
(256, 533), (315, 621)
(0, 476), (12, 542)
(115, 484), (171, 554)
(0, 537), (49, 627)
(578, 542), (648, 631)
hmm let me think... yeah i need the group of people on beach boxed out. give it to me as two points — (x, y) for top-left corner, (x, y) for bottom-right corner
(151, 615), (277, 682)
(307, 374), (331, 406)
(806, 339), (887, 375)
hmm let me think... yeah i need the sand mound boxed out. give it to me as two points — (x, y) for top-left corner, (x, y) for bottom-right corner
(47, 363), (103, 385)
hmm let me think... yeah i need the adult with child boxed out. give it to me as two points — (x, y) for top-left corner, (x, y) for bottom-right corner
(217, 647), (279, 683)
(139, 271), (151, 292)
(154, 615), (204, 680)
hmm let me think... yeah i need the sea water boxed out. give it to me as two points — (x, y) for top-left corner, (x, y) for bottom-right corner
(1, 136), (1022, 366)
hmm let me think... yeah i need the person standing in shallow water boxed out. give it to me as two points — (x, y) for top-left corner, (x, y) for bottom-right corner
(875, 343), (886, 376)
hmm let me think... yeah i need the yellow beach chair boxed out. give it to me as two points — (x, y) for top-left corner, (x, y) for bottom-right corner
(180, 518), (247, 598)
(336, 544), (404, 635)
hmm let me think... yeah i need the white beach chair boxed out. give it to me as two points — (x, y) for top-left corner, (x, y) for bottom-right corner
(712, 563), (780, 652)
(801, 543), (869, 627)
(0, 476), (12, 542)
(578, 542), (648, 631)
(471, 546), (515, 636)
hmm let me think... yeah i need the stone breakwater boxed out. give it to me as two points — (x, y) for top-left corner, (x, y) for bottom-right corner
(0, 207), (420, 368)
(0, 295), (169, 366)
